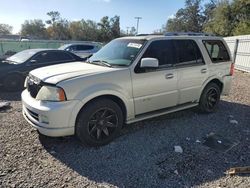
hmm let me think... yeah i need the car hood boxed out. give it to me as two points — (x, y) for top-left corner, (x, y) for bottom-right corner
(29, 62), (115, 84)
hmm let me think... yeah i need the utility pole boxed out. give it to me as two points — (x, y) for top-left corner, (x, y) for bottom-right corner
(134, 17), (142, 35)
(126, 27), (131, 35)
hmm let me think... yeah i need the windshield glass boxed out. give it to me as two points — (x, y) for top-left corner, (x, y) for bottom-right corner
(88, 39), (146, 66)
(6, 50), (37, 64)
(58, 44), (69, 50)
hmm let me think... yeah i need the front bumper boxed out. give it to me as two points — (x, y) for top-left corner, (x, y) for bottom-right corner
(22, 89), (80, 137)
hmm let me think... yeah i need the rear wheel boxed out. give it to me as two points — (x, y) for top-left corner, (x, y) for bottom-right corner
(3, 74), (24, 92)
(199, 83), (221, 113)
(76, 98), (123, 146)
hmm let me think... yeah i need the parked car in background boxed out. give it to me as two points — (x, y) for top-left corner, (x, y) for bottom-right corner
(0, 49), (82, 91)
(59, 42), (102, 58)
(0, 50), (17, 61)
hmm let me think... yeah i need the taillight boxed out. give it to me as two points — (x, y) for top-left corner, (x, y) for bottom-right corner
(230, 63), (234, 76)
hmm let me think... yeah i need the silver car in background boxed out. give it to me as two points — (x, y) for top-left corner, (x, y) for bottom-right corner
(59, 42), (102, 58)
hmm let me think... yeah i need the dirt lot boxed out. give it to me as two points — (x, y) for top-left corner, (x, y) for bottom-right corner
(0, 70), (250, 188)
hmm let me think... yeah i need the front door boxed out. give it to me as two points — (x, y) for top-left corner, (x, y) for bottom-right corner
(131, 40), (178, 115)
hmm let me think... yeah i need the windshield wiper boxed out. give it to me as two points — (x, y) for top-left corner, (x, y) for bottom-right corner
(87, 60), (112, 67)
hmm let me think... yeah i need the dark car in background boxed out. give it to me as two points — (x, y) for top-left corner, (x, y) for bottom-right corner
(59, 42), (102, 58)
(0, 49), (82, 91)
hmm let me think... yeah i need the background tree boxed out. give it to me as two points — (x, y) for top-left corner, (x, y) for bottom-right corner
(165, 0), (205, 32)
(69, 19), (99, 41)
(129, 27), (137, 36)
(203, 0), (233, 36)
(46, 11), (70, 40)
(21, 19), (47, 39)
(0, 24), (13, 34)
(98, 16), (112, 42)
(231, 0), (250, 35)
(165, 0), (250, 36)
(110, 15), (120, 38)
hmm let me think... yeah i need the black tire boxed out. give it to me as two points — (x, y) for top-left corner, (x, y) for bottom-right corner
(3, 74), (24, 92)
(199, 83), (221, 113)
(76, 98), (123, 147)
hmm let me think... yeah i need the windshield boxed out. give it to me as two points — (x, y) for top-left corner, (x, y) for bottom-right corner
(88, 39), (146, 66)
(58, 44), (69, 50)
(6, 50), (37, 64)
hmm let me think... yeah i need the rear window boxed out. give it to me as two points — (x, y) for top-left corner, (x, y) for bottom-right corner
(203, 40), (230, 63)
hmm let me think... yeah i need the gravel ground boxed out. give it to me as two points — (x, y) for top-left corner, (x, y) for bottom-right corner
(0, 70), (250, 188)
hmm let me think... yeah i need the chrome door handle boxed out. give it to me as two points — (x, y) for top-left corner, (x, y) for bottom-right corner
(165, 73), (174, 79)
(201, 68), (207, 73)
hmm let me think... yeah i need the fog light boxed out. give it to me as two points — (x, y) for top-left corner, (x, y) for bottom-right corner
(39, 115), (49, 124)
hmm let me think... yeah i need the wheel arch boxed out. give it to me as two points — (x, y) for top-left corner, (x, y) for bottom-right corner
(74, 94), (129, 128)
(199, 78), (224, 100)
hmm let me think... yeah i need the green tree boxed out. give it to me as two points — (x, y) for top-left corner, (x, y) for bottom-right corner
(98, 16), (112, 42)
(46, 11), (70, 40)
(203, 0), (233, 36)
(231, 0), (250, 35)
(0, 24), (13, 34)
(129, 27), (137, 35)
(165, 0), (205, 32)
(69, 19), (99, 41)
(21, 19), (47, 39)
(110, 15), (120, 38)
(46, 11), (61, 25)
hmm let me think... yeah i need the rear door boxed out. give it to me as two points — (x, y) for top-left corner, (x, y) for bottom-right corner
(173, 39), (208, 104)
(131, 40), (179, 115)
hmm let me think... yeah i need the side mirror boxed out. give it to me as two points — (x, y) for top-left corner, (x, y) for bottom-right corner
(140, 58), (159, 68)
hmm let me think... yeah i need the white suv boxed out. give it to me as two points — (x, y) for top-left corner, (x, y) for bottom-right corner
(22, 33), (233, 146)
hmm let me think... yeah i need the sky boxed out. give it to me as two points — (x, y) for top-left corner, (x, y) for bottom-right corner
(0, 0), (187, 34)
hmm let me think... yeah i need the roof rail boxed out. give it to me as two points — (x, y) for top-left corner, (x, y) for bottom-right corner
(164, 32), (215, 36)
(135, 33), (163, 36)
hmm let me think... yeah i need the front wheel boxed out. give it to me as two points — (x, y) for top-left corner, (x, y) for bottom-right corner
(76, 98), (123, 147)
(199, 83), (221, 113)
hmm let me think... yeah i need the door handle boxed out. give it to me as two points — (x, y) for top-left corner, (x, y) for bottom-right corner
(201, 68), (207, 73)
(165, 73), (174, 79)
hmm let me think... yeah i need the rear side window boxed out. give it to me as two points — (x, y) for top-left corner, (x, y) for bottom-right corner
(173, 40), (204, 66)
(76, 45), (94, 51)
(203, 40), (230, 63)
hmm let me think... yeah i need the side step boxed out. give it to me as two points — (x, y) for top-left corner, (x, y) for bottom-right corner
(126, 103), (198, 124)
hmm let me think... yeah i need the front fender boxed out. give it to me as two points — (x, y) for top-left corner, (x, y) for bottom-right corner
(68, 83), (135, 125)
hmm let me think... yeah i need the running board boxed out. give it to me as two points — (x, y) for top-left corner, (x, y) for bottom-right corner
(126, 103), (198, 124)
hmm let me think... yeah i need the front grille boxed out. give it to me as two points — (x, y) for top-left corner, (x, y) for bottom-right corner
(27, 76), (42, 98)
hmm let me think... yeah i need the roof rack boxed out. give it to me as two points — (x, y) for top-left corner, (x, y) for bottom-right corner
(164, 32), (215, 36)
(135, 33), (162, 36)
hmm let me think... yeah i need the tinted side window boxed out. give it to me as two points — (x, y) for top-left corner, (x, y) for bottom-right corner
(203, 40), (230, 63)
(66, 46), (76, 51)
(173, 40), (204, 66)
(142, 40), (175, 67)
(55, 52), (74, 61)
(32, 52), (53, 64)
(76, 45), (94, 51)
(33, 51), (73, 63)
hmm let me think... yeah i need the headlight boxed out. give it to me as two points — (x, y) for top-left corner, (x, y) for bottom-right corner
(36, 86), (66, 102)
